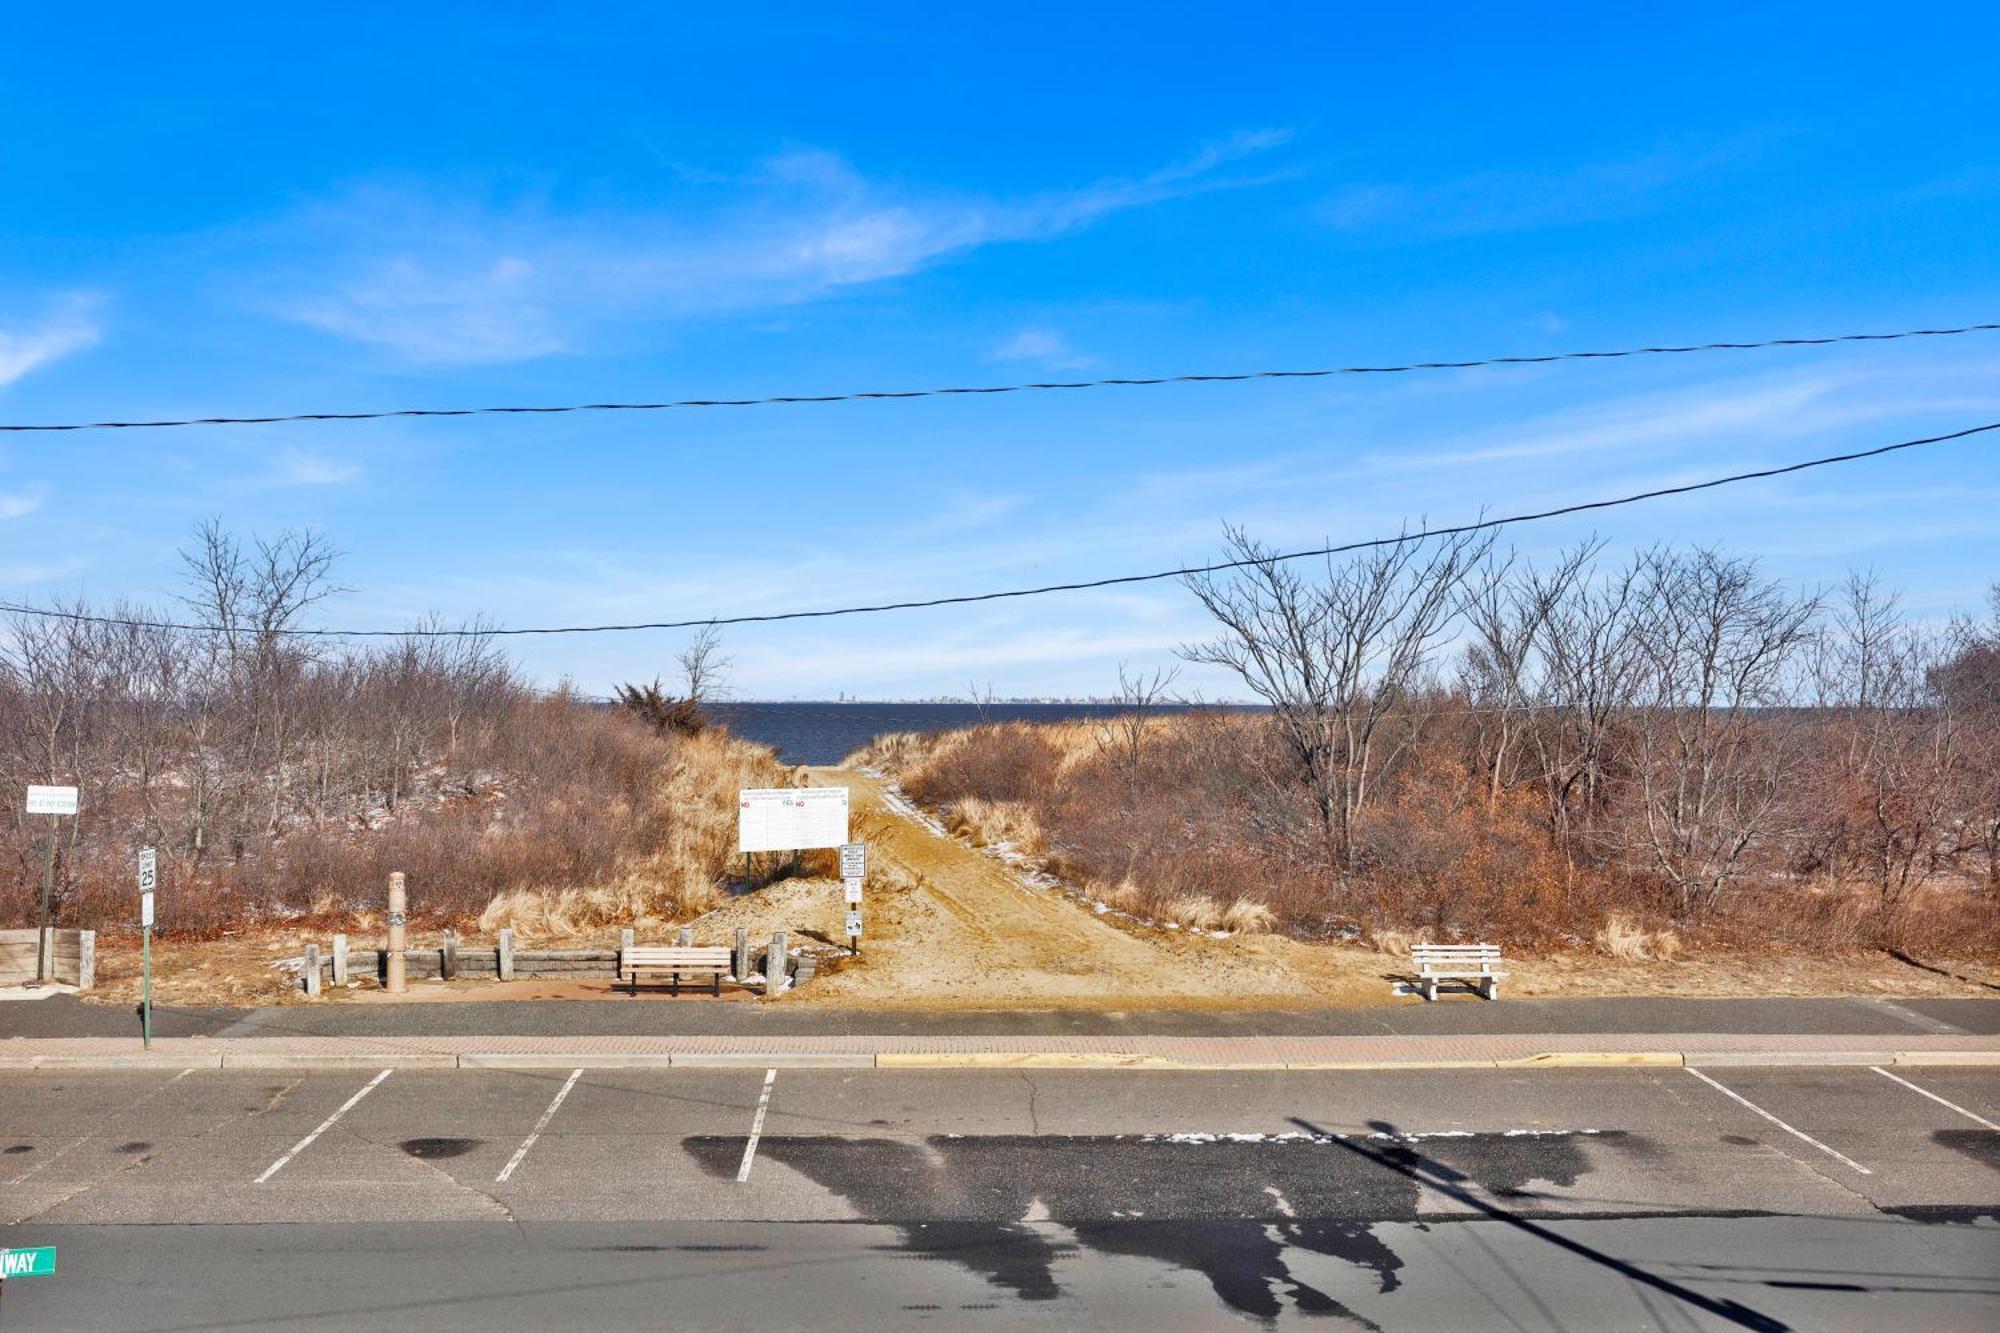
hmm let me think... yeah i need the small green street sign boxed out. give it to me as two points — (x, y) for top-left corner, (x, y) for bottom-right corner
(0, 1246), (56, 1278)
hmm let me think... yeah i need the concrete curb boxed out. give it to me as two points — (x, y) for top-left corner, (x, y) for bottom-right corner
(1684, 1051), (1900, 1068)
(0, 1047), (1993, 1072)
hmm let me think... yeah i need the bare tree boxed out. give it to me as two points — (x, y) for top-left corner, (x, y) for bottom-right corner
(1104, 662), (1182, 771)
(1181, 525), (1495, 871)
(1623, 549), (1819, 910)
(1520, 547), (1652, 861)
(1460, 543), (1595, 809)
(676, 624), (731, 705)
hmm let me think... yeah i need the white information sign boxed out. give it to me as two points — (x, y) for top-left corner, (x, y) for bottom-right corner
(141, 892), (155, 928)
(845, 910), (862, 937)
(844, 879), (862, 905)
(738, 787), (850, 854)
(25, 785), (78, 816)
(839, 843), (866, 880)
(138, 846), (158, 893)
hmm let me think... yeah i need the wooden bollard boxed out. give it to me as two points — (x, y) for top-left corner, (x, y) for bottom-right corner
(441, 928), (458, 981)
(303, 942), (321, 997)
(497, 928), (515, 981)
(765, 931), (788, 993)
(76, 930), (96, 991)
(733, 928), (750, 981)
(386, 872), (407, 994)
(331, 933), (349, 986)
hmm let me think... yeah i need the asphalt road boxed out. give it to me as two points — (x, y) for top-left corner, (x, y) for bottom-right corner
(8, 992), (1997, 1040)
(1, 1065), (1995, 1329)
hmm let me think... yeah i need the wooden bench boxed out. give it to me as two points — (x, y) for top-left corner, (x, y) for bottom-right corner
(1400, 943), (1507, 1001)
(620, 945), (736, 995)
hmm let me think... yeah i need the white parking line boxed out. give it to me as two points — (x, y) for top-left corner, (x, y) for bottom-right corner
(736, 1069), (777, 1183)
(496, 1068), (583, 1183)
(1871, 1066), (2000, 1131)
(6, 1067), (197, 1185)
(1685, 1068), (1871, 1174)
(255, 1069), (392, 1184)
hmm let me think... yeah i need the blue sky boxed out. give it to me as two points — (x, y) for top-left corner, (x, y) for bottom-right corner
(3, 4), (1997, 698)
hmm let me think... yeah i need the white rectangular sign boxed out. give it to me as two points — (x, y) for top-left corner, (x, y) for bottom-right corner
(843, 879), (862, 905)
(839, 843), (866, 880)
(25, 785), (78, 816)
(138, 846), (158, 893)
(738, 787), (850, 854)
(845, 910), (862, 937)
(141, 892), (155, 928)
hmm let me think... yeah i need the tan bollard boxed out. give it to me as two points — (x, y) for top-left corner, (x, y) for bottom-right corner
(387, 871), (407, 994)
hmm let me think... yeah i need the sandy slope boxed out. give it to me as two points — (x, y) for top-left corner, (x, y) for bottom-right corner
(780, 767), (1386, 1008)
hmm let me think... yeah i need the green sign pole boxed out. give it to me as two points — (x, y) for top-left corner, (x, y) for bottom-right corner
(142, 923), (152, 1050)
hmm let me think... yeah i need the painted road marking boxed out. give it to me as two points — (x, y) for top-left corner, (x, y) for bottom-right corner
(255, 1069), (391, 1184)
(1871, 1067), (2000, 1131)
(1685, 1068), (1872, 1174)
(736, 1069), (777, 1183)
(496, 1068), (583, 1183)
(6, 1068), (196, 1185)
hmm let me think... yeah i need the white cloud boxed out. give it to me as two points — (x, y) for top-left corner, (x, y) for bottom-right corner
(988, 328), (1095, 370)
(1318, 139), (1757, 239)
(0, 486), (47, 519)
(0, 294), (102, 390)
(277, 447), (362, 486)
(261, 131), (1291, 364)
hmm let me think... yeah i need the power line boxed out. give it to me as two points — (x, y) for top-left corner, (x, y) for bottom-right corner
(2, 416), (1991, 639)
(4, 319), (1996, 435)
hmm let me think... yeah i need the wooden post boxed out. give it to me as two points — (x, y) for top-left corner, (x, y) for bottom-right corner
(331, 934), (349, 987)
(675, 926), (693, 947)
(733, 927), (750, 981)
(303, 942), (321, 997)
(441, 928), (458, 981)
(76, 929), (95, 991)
(497, 928), (515, 981)
(765, 930), (788, 993)
(386, 872), (407, 994)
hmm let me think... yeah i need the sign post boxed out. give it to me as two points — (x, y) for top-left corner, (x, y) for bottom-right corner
(138, 847), (157, 1050)
(25, 786), (78, 984)
(839, 842), (865, 955)
(0, 1244), (58, 1320)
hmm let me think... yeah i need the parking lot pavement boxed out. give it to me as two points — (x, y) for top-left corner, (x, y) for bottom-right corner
(1, 1063), (1994, 1325)
(2, 1064), (1992, 1225)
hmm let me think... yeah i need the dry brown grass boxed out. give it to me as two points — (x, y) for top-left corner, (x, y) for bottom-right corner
(473, 728), (792, 939)
(946, 796), (1045, 851)
(1595, 913), (1683, 960)
(1221, 897), (1278, 935)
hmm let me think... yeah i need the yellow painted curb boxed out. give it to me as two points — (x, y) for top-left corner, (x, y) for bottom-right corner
(1500, 1052), (1684, 1068)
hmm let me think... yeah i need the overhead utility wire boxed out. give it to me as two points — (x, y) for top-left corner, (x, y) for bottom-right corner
(3, 320), (1995, 434)
(2, 417), (1991, 639)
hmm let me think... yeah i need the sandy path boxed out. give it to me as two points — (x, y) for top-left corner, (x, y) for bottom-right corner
(794, 767), (1368, 1008)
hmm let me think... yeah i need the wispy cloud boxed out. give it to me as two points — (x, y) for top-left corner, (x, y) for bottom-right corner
(1318, 139), (1757, 239)
(987, 327), (1095, 370)
(276, 447), (362, 486)
(260, 131), (1291, 364)
(0, 293), (102, 390)
(0, 485), (47, 519)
